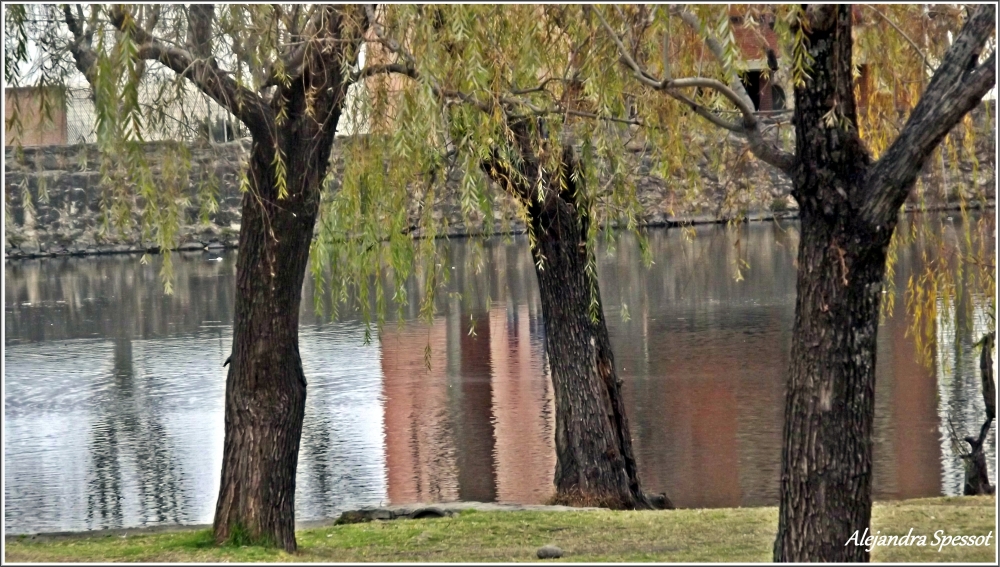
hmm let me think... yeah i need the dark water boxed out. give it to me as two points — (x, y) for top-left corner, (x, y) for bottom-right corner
(4, 219), (995, 534)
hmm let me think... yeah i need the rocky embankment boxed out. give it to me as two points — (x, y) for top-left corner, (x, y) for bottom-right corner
(5, 110), (995, 260)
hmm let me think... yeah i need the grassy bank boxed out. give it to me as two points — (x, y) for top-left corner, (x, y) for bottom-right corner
(5, 497), (996, 563)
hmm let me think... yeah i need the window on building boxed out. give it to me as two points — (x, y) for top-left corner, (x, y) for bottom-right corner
(740, 71), (786, 112)
(740, 71), (763, 111)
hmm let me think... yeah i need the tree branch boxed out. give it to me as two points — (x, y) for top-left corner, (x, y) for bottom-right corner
(144, 4), (161, 34)
(260, 5), (333, 89)
(593, 7), (662, 89)
(62, 4), (98, 89)
(511, 77), (564, 96)
(363, 3), (415, 67)
(662, 90), (744, 132)
(862, 4), (996, 227)
(672, 7), (757, 112)
(666, 77), (759, 118)
(596, 6), (795, 173)
(110, 6), (274, 141)
(186, 4), (214, 60)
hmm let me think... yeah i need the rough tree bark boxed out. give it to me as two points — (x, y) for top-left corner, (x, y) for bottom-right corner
(100, 4), (362, 551)
(211, 9), (359, 551)
(361, 3), (672, 510)
(773, 7), (880, 561)
(484, 130), (671, 510)
(772, 5), (995, 562)
(528, 171), (659, 509)
(212, 140), (319, 550)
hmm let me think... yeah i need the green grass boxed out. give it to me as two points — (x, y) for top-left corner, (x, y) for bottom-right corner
(5, 497), (996, 563)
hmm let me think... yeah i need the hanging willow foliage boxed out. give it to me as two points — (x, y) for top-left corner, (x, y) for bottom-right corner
(5, 3), (993, 352)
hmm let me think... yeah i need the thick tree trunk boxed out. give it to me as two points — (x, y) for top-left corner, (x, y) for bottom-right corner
(773, 204), (891, 562)
(525, 163), (669, 510)
(208, 6), (354, 551)
(212, 139), (320, 551)
(480, 131), (668, 509)
(775, 6), (886, 561)
(88, 3), (361, 553)
(672, 2), (996, 562)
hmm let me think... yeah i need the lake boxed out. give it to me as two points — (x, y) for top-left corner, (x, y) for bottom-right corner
(4, 217), (995, 534)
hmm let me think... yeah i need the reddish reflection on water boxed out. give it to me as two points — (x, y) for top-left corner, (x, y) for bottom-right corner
(381, 305), (555, 506)
(367, 219), (991, 510)
(373, 287), (955, 510)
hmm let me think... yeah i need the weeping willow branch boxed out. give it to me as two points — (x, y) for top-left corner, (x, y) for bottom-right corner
(61, 4), (97, 89)
(862, 4), (996, 227)
(260, 6), (335, 89)
(594, 6), (795, 174)
(109, 5), (275, 141)
(862, 5), (935, 74)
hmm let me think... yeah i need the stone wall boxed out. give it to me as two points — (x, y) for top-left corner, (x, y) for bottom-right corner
(4, 107), (995, 259)
(5, 140), (249, 258)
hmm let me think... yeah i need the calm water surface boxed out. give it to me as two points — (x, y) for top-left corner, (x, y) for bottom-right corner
(4, 219), (995, 534)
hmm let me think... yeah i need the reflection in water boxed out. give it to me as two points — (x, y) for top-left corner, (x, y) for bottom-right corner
(936, 300), (996, 492)
(4, 218), (994, 534)
(602, 225), (797, 507)
(86, 337), (186, 529)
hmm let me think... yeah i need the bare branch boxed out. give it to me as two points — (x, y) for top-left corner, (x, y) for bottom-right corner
(862, 4), (996, 227)
(597, 5), (795, 173)
(351, 62), (415, 83)
(666, 77), (759, 119)
(364, 4), (415, 66)
(110, 6), (274, 141)
(261, 5), (345, 89)
(260, 13), (313, 88)
(62, 4), (98, 89)
(663, 90), (744, 132)
(511, 77), (565, 96)
(593, 7), (662, 89)
(351, 59), (494, 114)
(673, 7), (757, 112)
(144, 5), (161, 35)
(187, 4), (214, 60)
(288, 4), (302, 43)
(568, 108), (638, 126)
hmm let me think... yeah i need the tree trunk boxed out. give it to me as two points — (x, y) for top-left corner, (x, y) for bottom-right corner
(767, 3), (993, 559)
(212, 140), (316, 550)
(207, 6), (355, 550)
(479, 132), (669, 510)
(775, 6), (886, 561)
(773, 203), (891, 562)
(213, 99), (340, 548)
(525, 159), (670, 510)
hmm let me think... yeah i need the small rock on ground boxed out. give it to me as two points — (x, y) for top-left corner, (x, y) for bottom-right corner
(537, 544), (563, 559)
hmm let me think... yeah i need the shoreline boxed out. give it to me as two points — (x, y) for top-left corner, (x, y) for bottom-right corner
(2, 496), (987, 543)
(4, 201), (993, 262)
(4, 502), (601, 543)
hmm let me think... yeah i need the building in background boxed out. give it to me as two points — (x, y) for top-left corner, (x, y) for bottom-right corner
(729, 11), (787, 112)
(5, 86), (68, 146)
(5, 82), (244, 147)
